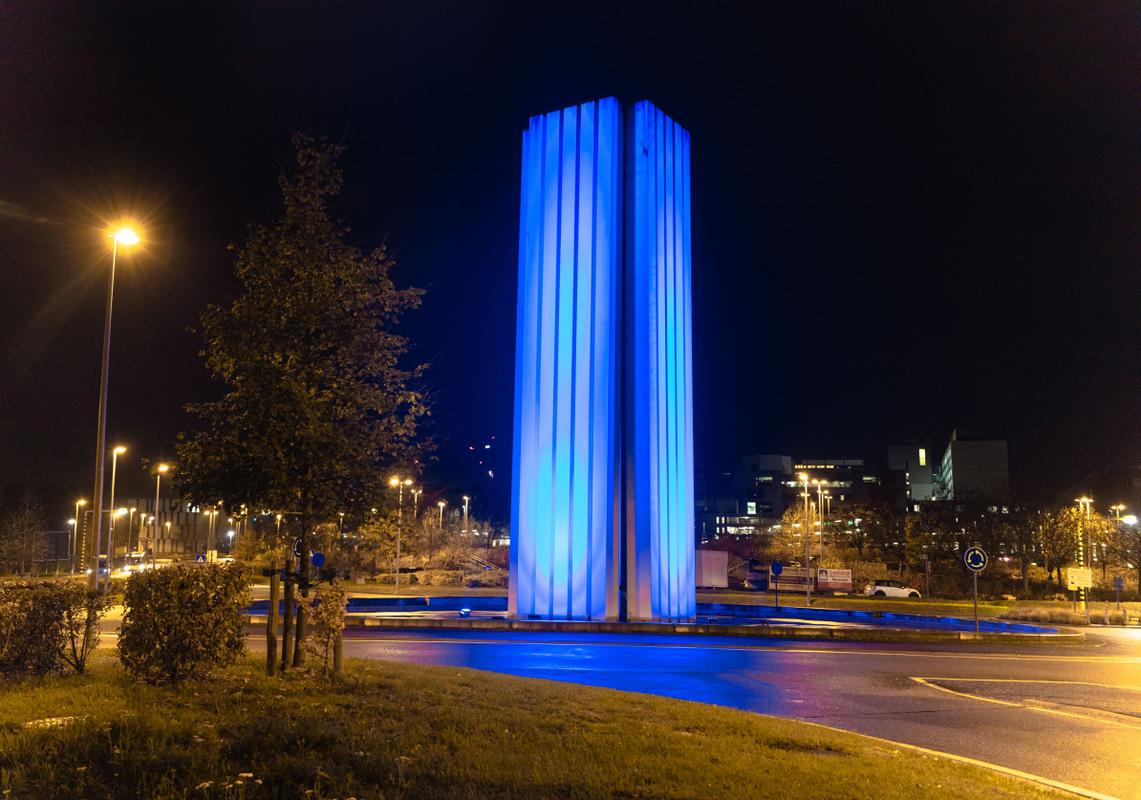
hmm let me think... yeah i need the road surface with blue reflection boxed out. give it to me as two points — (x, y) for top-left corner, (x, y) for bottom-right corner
(340, 627), (1141, 798)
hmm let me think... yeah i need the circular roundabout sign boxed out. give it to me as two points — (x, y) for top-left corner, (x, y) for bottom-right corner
(963, 546), (988, 573)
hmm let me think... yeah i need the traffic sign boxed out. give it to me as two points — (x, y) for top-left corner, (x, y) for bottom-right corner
(963, 546), (988, 573)
(292, 537), (303, 559)
(771, 560), (783, 576)
(1066, 567), (1092, 590)
(195, 553), (206, 563)
(311, 551), (326, 568)
(1113, 576), (1125, 592)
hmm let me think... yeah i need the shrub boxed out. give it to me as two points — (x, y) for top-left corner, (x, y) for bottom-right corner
(57, 583), (109, 675)
(0, 582), (68, 676)
(0, 581), (107, 677)
(118, 563), (249, 683)
(466, 570), (507, 588)
(304, 578), (348, 675)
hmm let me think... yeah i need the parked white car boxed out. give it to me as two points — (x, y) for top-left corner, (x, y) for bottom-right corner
(863, 580), (921, 598)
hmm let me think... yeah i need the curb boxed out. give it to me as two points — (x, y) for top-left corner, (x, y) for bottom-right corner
(243, 614), (1084, 644)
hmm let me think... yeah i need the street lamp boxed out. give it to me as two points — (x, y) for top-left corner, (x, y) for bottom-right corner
(799, 473), (812, 606)
(73, 498), (87, 573)
(1074, 496), (1093, 613)
(462, 495), (470, 535)
(151, 463), (169, 561)
(87, 226), (141, 590)
(411, 488), (422, 518)
(438, 499), (447, 530)
(388, 475), (414, 590)
(102, 445), (127, 591)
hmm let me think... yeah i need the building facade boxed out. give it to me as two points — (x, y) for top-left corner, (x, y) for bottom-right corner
(936, 429), (1010, 502)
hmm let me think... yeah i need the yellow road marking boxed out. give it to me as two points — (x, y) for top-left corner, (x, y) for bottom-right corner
(910, 677), (1141, 731)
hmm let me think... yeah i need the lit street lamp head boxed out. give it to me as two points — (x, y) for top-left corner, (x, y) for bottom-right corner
(113, 227), (141, 246)
(113, 446), (127, 455)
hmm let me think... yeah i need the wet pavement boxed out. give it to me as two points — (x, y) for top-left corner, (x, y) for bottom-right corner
(337, 627), (1141, 798)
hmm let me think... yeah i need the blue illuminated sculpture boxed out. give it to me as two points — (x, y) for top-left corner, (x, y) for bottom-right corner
(508, 97), (694, 622)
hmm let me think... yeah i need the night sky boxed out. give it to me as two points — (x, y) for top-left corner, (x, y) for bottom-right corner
(1, 2), (1137, 519)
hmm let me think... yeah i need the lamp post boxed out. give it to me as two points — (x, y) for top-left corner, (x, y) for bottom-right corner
(388, 475), (413, 590)
(104, 446), (126, 591)
(438, 499), (446, 531)
(800, 473), (812, 606)
(204, 507), (218, 558)
(411, 488), (422, 519)
(67, 518), (77, 574)
(151, 463), (169, 561)
(822, 490), (831, 562)
(1075, 496), (1093, 613)
(462, 495), (470, 535)
(87, 226), (140, 590)
(73, 498), (87, 573)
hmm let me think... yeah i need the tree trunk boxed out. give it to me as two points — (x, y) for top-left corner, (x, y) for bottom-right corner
(292, 515), (311, 667)
(280, 546), (294, 671)
(266, 558), (278, 676)
(1021, 554), (1030, 597)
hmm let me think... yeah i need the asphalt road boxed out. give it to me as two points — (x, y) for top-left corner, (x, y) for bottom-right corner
(339, 626), (1141, 799)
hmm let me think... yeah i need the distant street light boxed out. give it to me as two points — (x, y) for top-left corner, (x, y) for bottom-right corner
(1074, 496), (1093, 613)
(88, 226), (141, 590)
(800, 472), (811, 606)
(104, 446), (127, 591)
(388, 475), (414, 590)
(151, 463), (169, 561)
(462, 495), (470, 535)
(73, 498), (87, 573)
(438, 499), (446, 531)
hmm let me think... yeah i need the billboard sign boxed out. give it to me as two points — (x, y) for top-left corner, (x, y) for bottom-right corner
(816, 568), (853, 592)
(772, 566), (811, 591)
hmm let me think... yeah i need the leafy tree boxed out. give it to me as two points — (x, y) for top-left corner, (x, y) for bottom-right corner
(177, 134), (431, 665)
(1116, 519), (1141, 594)
(775, 504), (815, 563)
(1036, 508), (1079, 585)
(0, 490), (47, 575)
(833, 502), (885, 561)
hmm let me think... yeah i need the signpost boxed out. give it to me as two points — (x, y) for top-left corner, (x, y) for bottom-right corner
(963, 546), (988, 635)
(1066, 567), (1093, 619)
(771, 561), (783, 609)
(1114, 575), (1125, 609)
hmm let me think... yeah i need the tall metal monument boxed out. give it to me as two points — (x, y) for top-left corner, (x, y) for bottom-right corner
(508, 97), (694, 622)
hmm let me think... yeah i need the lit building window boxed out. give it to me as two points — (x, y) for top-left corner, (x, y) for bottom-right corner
(918, 448), (927, 467)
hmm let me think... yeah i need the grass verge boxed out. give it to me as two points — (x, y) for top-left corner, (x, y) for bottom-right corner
(0, 655), (1072, 799)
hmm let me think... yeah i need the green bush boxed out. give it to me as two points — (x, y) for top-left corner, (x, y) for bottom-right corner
(118, 563), (249, 684)
(304, 578), (348, 675)
(465, 570), (507, 588)
(0, 581), (108, 677)
(0, 582), (68, 675)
